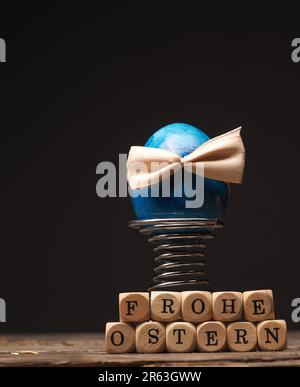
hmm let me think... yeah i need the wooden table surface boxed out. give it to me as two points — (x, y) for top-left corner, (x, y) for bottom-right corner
(0, 332), (299, 367)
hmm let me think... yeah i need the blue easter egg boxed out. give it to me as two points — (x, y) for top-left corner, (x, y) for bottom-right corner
(131, 123), (229, 220)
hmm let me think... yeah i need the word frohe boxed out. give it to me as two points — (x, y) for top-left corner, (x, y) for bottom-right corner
(105, 290), (287, 354)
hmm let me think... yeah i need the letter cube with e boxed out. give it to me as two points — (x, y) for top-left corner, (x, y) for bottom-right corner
(227, 322), (257, 352)
(257, 320), (287, 351)
(212, 291), (243, 322)
(105, 322), (135, 353)
(196, 321), (227, 352)
(135, 321), (166, 353)
(151, 291), (181, 322)
(243, 290), (275, 322)
(181, 291), (212, 322)
(166, 322), (196, 352)
(119, 292), (150, 323)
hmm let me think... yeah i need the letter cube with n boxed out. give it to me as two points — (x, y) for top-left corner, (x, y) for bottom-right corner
(119, 292), (150, 323)
(257, 320), (287, 351)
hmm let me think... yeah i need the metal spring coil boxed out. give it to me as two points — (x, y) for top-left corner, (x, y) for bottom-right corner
(129, 218), (223, 291)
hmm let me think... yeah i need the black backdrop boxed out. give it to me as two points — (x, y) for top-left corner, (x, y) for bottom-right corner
(0, 5), (299, 332)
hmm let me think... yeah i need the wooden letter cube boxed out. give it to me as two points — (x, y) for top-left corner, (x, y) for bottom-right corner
(227, 322), (257, 352)
(257, 320), (287, 351)
(119, 292), (150, 323)
(212, 291), (243, 322)
(166, 322), (196, 353)
(105, 322), (135, 353)
(136, 321), (166, 353)
(181, 291), (212, 323)
(243, 290), (275, 322)
(196, 321), (227, 352)
(151, 291), (181, 322)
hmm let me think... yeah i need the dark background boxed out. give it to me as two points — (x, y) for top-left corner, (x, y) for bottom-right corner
(0, 5), (299, 332)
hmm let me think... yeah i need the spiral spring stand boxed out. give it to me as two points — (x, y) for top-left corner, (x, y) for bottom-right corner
(129, 218), (223, 292)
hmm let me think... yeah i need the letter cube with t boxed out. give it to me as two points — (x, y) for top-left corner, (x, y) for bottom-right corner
(243, 290), (275, 322)
(227, 322), (257, 352)
(135, 321), (166, 353)
(257, 320), (287, 351)
(105, 322), (135, 353)
(166, 322), (196, 353)
(212, 291), (243, 322)
(119, 292), (150, 323)
(151, 291), (181, 322)
(196, 321), (227, 352)
(181, 291), (212, 322)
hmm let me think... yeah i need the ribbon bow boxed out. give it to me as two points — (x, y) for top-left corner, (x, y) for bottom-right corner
(127, 127), (245, 190)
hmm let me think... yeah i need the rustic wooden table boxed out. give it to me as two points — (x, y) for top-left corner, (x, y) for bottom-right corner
(0, 332), (299, 367)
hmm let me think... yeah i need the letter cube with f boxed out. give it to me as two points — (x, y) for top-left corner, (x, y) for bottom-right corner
(119, 292), (150, 323)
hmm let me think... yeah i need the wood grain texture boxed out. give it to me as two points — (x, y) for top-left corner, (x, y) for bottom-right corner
(0, 332), (299, 367)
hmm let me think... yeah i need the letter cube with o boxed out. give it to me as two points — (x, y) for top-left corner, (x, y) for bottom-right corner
(105, 322), (135, 353)
(181, 291), (212, 322)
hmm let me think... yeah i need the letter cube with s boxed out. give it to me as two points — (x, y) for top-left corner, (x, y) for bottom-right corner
(135, 321), (166, 353)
